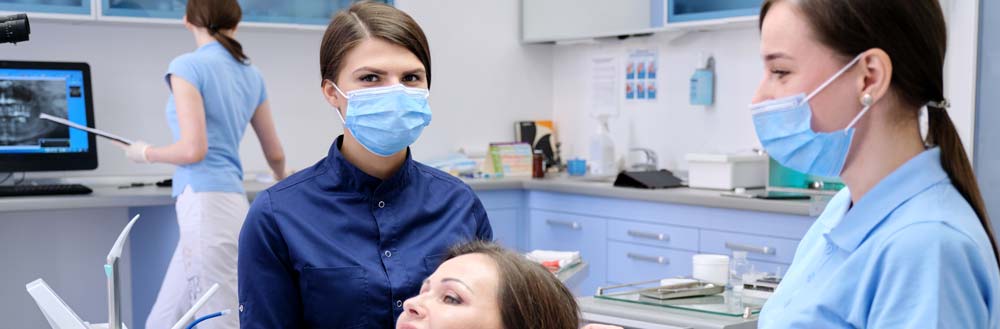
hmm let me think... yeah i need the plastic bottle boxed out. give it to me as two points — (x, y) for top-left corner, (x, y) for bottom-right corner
(589, 114), (616, 175)
(730, 251), (752, 293)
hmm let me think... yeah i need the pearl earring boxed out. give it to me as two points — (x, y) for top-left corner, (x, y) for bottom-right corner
(861, 93), (874, 107)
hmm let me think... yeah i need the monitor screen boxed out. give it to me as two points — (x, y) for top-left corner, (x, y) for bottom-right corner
(0, 61), (97, 172)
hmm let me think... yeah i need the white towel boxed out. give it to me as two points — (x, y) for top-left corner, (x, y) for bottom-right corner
(525, 250), (581, 269)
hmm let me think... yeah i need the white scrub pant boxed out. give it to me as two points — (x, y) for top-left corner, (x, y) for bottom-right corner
(146, 186), (247, 329)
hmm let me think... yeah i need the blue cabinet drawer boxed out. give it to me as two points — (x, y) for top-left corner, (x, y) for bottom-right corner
(607, 219), (698, 251)
(486, 208), (521, 251)
(607, 242), (694, 284)
(527, 191), (815, 240)
(699, 230), (800, 264)
(528, 210), (607, 296)
(477, 190), (524, 209)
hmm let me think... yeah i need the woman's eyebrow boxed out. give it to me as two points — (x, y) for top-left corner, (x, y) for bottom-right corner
(402, 68), (426, 75)
(441, 278), (475, 295)
(764, 52), (794, 62)
(353, 66), (387, 75)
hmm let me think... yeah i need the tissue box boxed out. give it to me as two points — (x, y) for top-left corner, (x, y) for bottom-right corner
(685, 153), (767, 190)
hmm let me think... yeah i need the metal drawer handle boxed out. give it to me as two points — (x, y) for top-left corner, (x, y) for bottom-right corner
(725, 242), (776, 255)
(627, 230), (669, 241)
(546, 219), (581, 230)
(627, 253), (669, 265)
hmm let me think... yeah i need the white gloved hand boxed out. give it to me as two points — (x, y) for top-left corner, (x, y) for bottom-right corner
(123, 141), (151, 163)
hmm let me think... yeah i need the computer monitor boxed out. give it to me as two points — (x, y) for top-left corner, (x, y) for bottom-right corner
(0, 61), (97, 172)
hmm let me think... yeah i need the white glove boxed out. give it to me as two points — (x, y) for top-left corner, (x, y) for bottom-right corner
(123, 141), (151, 163)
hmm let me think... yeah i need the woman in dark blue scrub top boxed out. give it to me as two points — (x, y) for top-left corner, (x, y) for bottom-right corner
(236, 3), (492, 328)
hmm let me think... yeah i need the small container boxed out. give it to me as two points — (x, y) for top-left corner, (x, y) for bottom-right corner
(567, 158), (587, 176)
(532, 150), (545, 179)
(692, 254), (730, 285)
(730, 251), (752, 293)
(685, 153), (768, 190)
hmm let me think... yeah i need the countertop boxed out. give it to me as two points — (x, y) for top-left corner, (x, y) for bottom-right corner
(0, 177), (819, 216)
(578, 296), (757, 329)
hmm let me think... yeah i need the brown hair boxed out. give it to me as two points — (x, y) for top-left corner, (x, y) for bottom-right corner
(319, 1), (431, 87)
(185, 0), (248, 64)
(760, 0), (998, 264)
(447, 241), (579, 329)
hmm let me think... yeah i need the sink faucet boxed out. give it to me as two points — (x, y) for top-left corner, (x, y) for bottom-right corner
(629, 148), (658, 172)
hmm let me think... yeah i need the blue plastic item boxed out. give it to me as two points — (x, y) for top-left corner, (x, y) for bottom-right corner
(690, 57), (715, 106)
(186, 310), (229, 329)
(567, 159), (587, 176)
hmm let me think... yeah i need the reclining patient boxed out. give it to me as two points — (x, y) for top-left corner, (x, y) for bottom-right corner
(396, 241), (576, 329)
(397, 241), (622, 329)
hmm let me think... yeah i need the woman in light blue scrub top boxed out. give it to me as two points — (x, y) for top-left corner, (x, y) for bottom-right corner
(751, 0), (1000, 328)
(116, 1), (287, 328)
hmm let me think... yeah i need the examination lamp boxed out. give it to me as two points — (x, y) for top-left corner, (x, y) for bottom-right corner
(1, 13), (30, 44)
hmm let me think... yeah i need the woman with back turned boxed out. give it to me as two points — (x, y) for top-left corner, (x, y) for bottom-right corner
(120, 1), (287, 328)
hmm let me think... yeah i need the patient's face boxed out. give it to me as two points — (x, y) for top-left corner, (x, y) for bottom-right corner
(396, 253), (502, 329)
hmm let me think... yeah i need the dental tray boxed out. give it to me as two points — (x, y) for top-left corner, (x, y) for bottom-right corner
(638, 281), (725, 300)
(595, 279), (762, 318)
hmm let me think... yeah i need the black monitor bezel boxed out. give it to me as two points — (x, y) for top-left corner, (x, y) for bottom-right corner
(0, 60), (98, 172)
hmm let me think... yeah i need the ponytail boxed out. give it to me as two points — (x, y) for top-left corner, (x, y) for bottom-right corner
(187, 0), (248, 64)
(927, 105), (999, 264)
(760, 0), (1000, 269)
(209, 28), (249, 64)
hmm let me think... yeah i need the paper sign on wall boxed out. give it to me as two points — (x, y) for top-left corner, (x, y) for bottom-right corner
(626, 49), (658, 101)
(590, 56), (620, 117)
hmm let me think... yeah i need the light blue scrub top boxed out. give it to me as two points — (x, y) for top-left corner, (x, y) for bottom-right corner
(164, 41), (267, 197)
(759, 148), (1000, 328)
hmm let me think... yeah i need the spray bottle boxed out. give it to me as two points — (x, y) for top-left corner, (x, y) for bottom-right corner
(589, 114), (616, 175)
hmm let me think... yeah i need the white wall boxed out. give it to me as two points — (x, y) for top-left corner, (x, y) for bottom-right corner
(553, 2), (980, 172)
(398, 0), (554, 162)
(2, 0), (978, 180)
(941, 0), (980, 156)
(553, 29), (765, 172)
(3, 0), (552, 179)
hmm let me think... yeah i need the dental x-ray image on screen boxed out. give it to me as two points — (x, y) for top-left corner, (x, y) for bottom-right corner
(0, 61), (96, 172)
(0, 78), (69, 146)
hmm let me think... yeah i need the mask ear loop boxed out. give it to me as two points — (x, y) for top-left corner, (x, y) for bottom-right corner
(844, 93), (874, 131)
(326, 80), (349, 124)
(803, 54), (866, 103)
(334, 106), (347, 125)
(328, 80), (349, 99)
(800, 53), (871, 133)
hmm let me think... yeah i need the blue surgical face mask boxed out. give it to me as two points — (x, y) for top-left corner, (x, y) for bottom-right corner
(749, 54), (871, 178)
(330, 82), (432, 157)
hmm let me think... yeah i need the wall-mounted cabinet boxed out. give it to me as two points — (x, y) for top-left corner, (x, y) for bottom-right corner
(0, 0), (92, 16)
(668, 0), (760, 23)
(1, 0), (392, 28)
(101, 0), (184, 20)
(242, 0), (371, 25)
(522, 0), (762, 43)
(522, 0), (663, 43)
